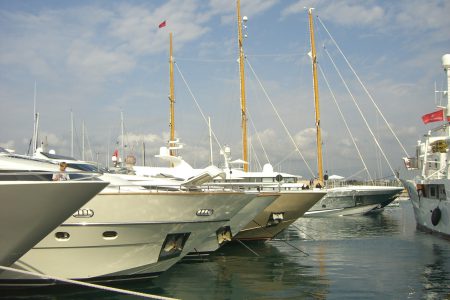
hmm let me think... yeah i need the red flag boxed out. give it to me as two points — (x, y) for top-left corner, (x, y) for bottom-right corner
(113, 149), (119, 157)
(422, 109), (444, 124)
(158, 20), (166, 28)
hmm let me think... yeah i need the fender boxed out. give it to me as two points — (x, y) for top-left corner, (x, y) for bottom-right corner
(431, 207), (442, 226)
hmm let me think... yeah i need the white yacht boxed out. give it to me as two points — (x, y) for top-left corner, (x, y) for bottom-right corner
(135, 146), (326, 241)
(0, 152), (256, 284)
(305, 184), (404, 217)
(0, 150), (108, 268)
(399, 54), (450, 240)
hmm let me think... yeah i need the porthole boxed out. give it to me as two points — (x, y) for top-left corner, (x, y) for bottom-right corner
(103, 231), (118, 240)
(55, 232), (70, 241)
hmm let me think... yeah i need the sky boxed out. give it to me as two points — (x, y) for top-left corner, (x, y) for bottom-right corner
(0, 0), (449, 180)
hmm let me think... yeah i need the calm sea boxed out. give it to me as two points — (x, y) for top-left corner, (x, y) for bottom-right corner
(2, 201), (450, 299)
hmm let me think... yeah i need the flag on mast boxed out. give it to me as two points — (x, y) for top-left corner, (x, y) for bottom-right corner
(158, 20), (166, 28)
(422, 109), (444, 124)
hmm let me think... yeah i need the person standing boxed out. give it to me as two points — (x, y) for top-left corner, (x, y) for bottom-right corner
(53, 162), (70, 181)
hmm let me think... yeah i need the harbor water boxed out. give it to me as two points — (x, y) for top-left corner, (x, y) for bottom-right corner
(2, 200), (450, 299)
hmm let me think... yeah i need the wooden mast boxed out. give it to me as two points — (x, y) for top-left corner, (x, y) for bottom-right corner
(169, 32), (175, 157)
(237, 0), (249, 172)
(308, 8), (324, 183)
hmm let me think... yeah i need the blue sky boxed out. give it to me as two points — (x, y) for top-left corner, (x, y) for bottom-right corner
(1, 0), (449, 179)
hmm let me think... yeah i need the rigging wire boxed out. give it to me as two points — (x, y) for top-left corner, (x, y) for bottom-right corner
(316, 16), (410, 158)
(322, 46), (398, 180)
(174, 62), (225, 155)
(317, 64), (372, 181)
(247, 110), (271, 166)
(245, 58), (315, 178)
(249, 140), (262, 170)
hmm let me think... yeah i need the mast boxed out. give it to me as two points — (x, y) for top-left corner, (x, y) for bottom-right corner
(121, 111), (124, 164)
(32, 81), (38, 154)
(308, 8), (324, 183)
(237, 0), (248, 172)
(443, 54), (450, 136)
(82, 120), (85, 161)
(208, 116), (214, 165)
(169, 32), (176, 157)
(70, 110), (74, 157)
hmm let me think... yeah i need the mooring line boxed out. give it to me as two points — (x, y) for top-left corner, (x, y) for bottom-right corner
(234, 239), (260, 257)
(0, 266), (178, 300)
(249, 220), (310, 257)
(289, 222), (317, 241)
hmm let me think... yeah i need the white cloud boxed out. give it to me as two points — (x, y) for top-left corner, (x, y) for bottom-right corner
(282, 0), (385, 26)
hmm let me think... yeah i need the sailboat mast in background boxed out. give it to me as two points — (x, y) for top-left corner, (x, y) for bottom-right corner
(308, 8), (324, 183)
(236, 0), (249, 172)
(169, 32), (176, 157)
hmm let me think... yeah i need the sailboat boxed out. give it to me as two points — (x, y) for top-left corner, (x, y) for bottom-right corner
(398, 54), (450, 239)
(133, 32), (280, 251)
(212, 0), (326, 240)
(303, 8), (403, 217)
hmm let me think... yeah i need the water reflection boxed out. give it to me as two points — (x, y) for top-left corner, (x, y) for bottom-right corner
(150, 241), (330, 299)
(279, 207), (406, 241)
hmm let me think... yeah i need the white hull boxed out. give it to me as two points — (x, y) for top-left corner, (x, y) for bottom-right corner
(0, 180), (107, 267)
(305, 186), (403, 217)
(0, 191), (255, 281)
(192, 193), (279, 253)
(234, 190), (326, 240)
(305, 203), (379, 217)
(401, 179), (450, 239)
(397, 53), (450, 240)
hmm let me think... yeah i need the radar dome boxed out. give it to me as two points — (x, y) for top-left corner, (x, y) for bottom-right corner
(443, 54), (450, 69)
(262, 163), (274, 174)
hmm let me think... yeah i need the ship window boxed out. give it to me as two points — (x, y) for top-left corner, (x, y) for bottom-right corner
(55, 232), (70, 241)
(429, 186), (436, 198)
(103, 231), (118, 240)
(438, 184), (446, 200)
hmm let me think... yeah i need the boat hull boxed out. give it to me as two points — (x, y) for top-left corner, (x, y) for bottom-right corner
(305, 186), (403, 217)
(0, 191), (255, 282)
(233, 190), (326, 240)
(0, 180), (107, 267)
(191, 193), (279, 253)
(401, 179), (450, 240)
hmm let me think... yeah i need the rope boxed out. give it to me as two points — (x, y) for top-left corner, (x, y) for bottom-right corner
(322, 47), (398, 180)
(174, 62), (225, 155)
(318, 64), (372, 181)
(248, 219), (309, 257)
(249, 140), (263, 171)
(234, 239), (260, 257)
(247, 110), (271, 165)
(245, 58), (315, 178)
(317, 16), (409, 158)
(0, 265), (178, 300)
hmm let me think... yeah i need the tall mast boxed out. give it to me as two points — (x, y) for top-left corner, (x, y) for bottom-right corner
(208, 116), (214, 165)
(82, 120), (85, 161)
(121, 111), (124, 164)
(70, 110), (74, 157)
(443, 54), (450, 136)
(169, 32), (175, 156)
(32, 81), (38, 154)
(308, 8), (324, 183)
(237, 0), (248, 172)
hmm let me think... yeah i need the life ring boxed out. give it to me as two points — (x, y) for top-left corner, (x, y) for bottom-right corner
(431, 207), (441, 226)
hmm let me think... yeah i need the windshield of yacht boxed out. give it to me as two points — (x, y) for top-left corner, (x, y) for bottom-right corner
(67, 162), (107, 173)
